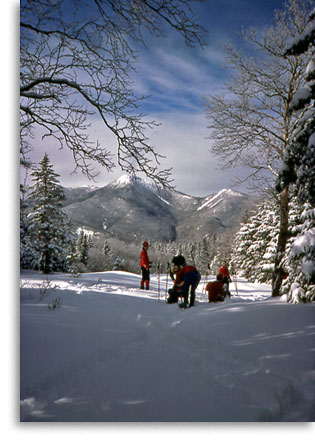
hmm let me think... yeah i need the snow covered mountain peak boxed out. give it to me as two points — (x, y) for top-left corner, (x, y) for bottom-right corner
(109, 174), (161, 192)
(197, 188), (243, 212)
(110, 174), (134, 187)
(216, 188), (243, 197)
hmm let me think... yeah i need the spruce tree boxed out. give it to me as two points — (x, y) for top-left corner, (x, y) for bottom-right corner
(77, 230), (90, 266)
(80, 234), (89, 266)
(281, 202), (315, 302)
(230, 196), (280, 283)
(103, 240), (111, 257)
(28, 153), (75, 273)
(20, 184), (37, 269)
(230, 192), (312, 294)
(198, 237), (210, 273)
(277, 8), (315, 302)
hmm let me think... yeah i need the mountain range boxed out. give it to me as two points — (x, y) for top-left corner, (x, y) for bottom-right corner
(62, 175), (256, 243)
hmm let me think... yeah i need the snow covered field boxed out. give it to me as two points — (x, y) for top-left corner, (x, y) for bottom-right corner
(20, 269), (315, 424)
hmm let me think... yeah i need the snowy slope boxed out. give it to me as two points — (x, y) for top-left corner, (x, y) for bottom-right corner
(196, 188), (243, 211)
(20, 270), (315, 422)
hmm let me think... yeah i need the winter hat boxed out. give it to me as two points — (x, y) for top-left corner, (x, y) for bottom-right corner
(172, 255), (186, 266)
(143, 241), (149, 247)
(217, 273), (224, 281)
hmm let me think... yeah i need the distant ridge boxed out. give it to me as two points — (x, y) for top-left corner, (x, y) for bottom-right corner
(62, 175), (255, 243)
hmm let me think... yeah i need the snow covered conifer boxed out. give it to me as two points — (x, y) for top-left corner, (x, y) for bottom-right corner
(27, 153), (75, 273)
(230, 195), (281, 284)
(77, 230), (90, 266)
(80, 234), (89, 266)
(281, 202), (315, 302)
(277, 8), (315, 302)
(20, 184), (37, 269)
(197, 237), (210, 273)
(278, 8), (315, 205)
(230, 189), (314, 299)
(112, 257), (125, 271)
(103, 240), (111, 256)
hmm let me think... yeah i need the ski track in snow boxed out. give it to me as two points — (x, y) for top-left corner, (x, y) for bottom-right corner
(20, 270), (315, 422)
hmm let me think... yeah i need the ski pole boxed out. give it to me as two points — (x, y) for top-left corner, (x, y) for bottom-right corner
(157, 261), (161, 301)
(202, 264), (210, 299)
(233, 275), (238, 296)
(165, 261), (170, 301)
(201, 271), (207, 296)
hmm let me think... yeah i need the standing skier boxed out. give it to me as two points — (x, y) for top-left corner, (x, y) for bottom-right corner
(172, 255), (201, 308)
(140, 241), (150, 290)
(218, 261), (232, 289)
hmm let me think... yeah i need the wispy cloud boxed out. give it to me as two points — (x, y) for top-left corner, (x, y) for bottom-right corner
(131, 33), (229, 116)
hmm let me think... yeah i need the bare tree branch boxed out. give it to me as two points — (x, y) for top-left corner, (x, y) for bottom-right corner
(204, 0), (313, 189)
(20, 0), (208, 187)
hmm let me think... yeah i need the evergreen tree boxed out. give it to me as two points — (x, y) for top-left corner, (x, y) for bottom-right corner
(112, 257), (125, 271)
(77, 230), (90, 266)
(188, 242), (197, 265)
(230, 196), (281, 283)
(103, 240), (111, 257)
(278, 8), (315, 205)
(27, 153), (75, 273)
(277, 8), (315, 302)
(20, 184), (37, 269)
(254, 199), (280, 283)
(230, 192), (312, 293)
(230, 209), (264, 282)
(197, 237), (210, 273)
(281, 203), (315, 302)
(66, 230), (81, 275)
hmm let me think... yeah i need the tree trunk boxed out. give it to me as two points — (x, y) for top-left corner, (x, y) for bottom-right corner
(272, 185), (289, 297)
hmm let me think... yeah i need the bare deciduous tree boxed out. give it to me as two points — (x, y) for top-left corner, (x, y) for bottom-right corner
(20, 0), (207, 187)
(204, 0), (313, 296)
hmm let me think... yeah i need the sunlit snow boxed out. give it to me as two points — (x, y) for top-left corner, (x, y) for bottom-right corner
(20, 270), (315, 422)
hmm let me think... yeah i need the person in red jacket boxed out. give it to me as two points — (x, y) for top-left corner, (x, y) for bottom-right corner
(140, 241), (150, 290)
(206, 273), (226, 302)
(172, 255), (200, 308)
(218, 261), (232, 289)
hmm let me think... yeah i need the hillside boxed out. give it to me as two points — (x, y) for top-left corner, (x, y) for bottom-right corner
(62, 175), (255, 243)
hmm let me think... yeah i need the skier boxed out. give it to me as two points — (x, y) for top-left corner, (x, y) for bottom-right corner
(170, 263), (179, 283)
(172, 255), (201, 308)
(206, 273), (230, 302)
(140, 241), (151, 290)
(166, 262), (181, 304)
(218, 261), (232, 290)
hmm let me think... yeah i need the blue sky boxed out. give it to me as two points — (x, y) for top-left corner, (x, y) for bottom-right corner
(23, 0), (286, 197)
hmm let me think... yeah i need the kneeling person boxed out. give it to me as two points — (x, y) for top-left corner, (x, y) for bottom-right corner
(206, 273), (230, 302)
